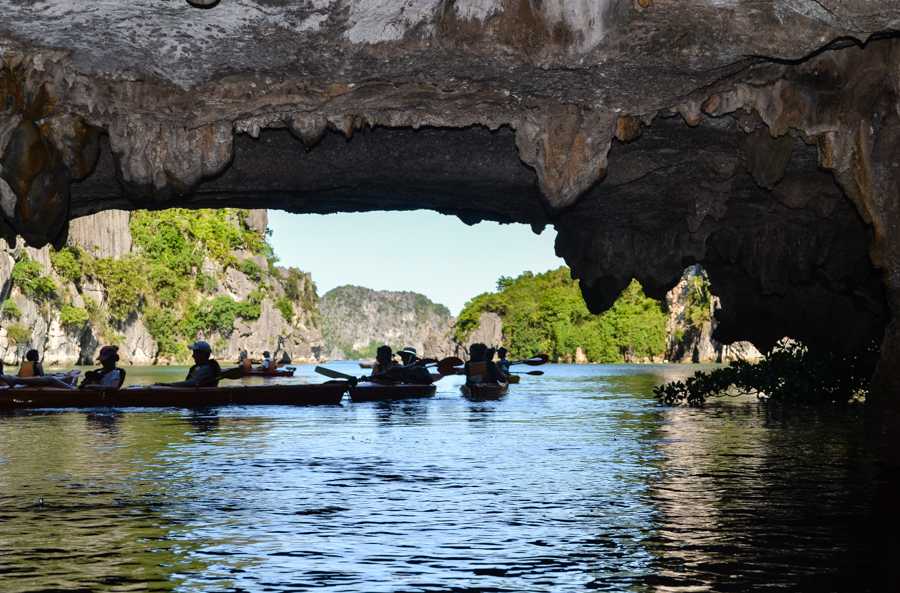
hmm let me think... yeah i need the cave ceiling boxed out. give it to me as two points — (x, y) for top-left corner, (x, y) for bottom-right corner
(1, 0), (900, 392)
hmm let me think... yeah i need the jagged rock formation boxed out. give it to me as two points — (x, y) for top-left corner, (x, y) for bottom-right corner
(320, 285), (455, 359)
(0, 2), (899, 398)
(665, 265), (762, 364)
(0, 209), (322, 365)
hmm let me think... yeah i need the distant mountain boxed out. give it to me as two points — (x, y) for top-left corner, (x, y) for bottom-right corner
(320, 286), (455, 360)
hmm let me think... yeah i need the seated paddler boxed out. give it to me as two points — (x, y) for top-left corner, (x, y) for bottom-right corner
(369, 345), (401, 383)
(18, 349), (45, 377)
(80, 345), (126, 389)
(396, 346), (435, 384)
(156, 341), (221, 388)
(464, 343), (506, 386)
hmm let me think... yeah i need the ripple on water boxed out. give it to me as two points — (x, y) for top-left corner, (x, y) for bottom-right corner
(0, 364), (888, 592)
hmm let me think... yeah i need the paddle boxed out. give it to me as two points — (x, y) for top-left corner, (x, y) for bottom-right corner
(510, 354), (549, 366)
(510, 370), (544, 376)
(314, 366), (356, 381)
(217, 366), (244, 380)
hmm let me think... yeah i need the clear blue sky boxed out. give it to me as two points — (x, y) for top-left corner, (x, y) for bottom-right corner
(268, 210), (565, 315)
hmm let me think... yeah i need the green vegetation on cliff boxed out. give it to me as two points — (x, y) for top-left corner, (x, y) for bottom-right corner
(455, 267), (667, 362)
(27, 208), (316, 361)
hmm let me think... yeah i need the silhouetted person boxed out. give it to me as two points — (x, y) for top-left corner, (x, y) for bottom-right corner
(259, 350), (272, 371)
(496, 347), (511, 376)
(18, 349), (44, 377)
(80, 345), (126, 389)
(465, 343), (505, 385)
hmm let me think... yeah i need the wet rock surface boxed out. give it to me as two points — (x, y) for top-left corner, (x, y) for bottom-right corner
(0, 1), (899, 392)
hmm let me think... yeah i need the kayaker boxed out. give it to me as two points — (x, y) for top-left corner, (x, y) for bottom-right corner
(396, 346), (434, 384)
(370, 345), (401, 383)
(80, 345), (126, 389)
(18, 349), (44, 377)
(259, 351), (272, 371)
(464, 343), (505, 385)
(239, 349), (252, 371)
(278, 351), (292, 365)
(496, 347), (512, 375)
(157, 341), (221, 387)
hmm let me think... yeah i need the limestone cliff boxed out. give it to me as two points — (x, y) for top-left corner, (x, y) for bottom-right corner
(0, 2), (899, 395)
(320, 286), (454, 360)
(0, 210), (322, 365)
(665, 266), (762, 364)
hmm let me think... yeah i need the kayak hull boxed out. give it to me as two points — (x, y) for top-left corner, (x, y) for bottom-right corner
(241, 368), (294, 377)
(0, 382), (348, 409)
(460, 382), (509, 400)
(349, 383), (436, 402)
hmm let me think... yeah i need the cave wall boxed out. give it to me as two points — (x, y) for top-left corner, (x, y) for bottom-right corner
(0, 1), (899, 396)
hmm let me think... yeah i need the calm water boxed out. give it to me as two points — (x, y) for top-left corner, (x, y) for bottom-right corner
(0, 363), (890, 592)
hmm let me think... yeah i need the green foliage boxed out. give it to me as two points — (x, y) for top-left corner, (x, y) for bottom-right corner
(654, 340), (876, 406)
(275, 296), (294, 322)
(147, 262), (188, 307)
(455, 267), (667, 362)
(195, 273), (217, 294)
(50, 246), (86, 284)
(239, 258), (264, 282)
(92, 257), (146, 322)
(145, 306), (182, 358)
(6, 322), (30, 344)
(12, 255), (57, 301)
(59, 304), (90, 330)
(1, 299), (21, 319)
(684, 271), (713, 327)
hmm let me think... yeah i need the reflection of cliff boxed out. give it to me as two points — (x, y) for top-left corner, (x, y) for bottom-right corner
(0, 209), (322, 365)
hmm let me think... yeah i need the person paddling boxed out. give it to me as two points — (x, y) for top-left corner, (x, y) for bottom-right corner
(156, 341), (221, 388)
(80, 345), (126, 389)
(370, 345), (402, 384)
(239, 349), (252, 372)
(259, 350), (272, 371)
(496, 347), (511, 375)
(396, 346), (435, 384)
(465, 343), (506, 385)
(18, 349), (44, 377)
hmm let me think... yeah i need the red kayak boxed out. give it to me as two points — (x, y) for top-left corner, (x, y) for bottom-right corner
(241, 367), (295, 377)
(0, 382), (348, 408)
(349, 382), (436, 402)
(460, 382), (509, 400)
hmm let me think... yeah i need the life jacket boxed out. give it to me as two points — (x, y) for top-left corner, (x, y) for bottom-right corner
(240, 357), (252, 371)
(466, 361), (489, 385)
(18, 361), (36, 377)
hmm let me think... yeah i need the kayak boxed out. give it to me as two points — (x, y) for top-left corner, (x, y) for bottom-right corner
(0, 382), (348, 409)
(460, 382), (509, 400)
(349, 382), (436, 402)
(241, 367), (295, 377)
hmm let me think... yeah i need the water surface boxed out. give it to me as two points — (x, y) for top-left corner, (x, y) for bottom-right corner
(0, 363), (887, 592)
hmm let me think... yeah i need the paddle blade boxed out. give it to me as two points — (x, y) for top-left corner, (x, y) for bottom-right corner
(314, 366), (356, 381)
(524, 370), (544, 376)
(437, 358), (463, 376)
(217, 366), (244, 380)
(520, 354), (549, 366)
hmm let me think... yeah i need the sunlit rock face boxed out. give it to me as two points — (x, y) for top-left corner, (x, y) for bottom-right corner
(1, 1), (900, 393)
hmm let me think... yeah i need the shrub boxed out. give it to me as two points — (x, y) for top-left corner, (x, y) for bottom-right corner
(275, 297), (294, 322)
(148, 262), (188, 307)
(50, 246), (86, 284)
(1, 299), (21, 319)
(195, 272), (217, 294)
(92, 257), (146, 323)
(6, 322), (30, 344)
(59, 304), (90, 330)
(239, 258), (263, 282)
(145, 306), (182, 358)
(654, 340), (877, 406)
(12, 255), (57, 301)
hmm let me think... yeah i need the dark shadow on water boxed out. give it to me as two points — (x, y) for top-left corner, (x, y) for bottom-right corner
(85, 410), (122, 433)
(186, 408), (220, 433)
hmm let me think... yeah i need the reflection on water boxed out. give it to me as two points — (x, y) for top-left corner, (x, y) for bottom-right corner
(0, 363), (889, 592)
